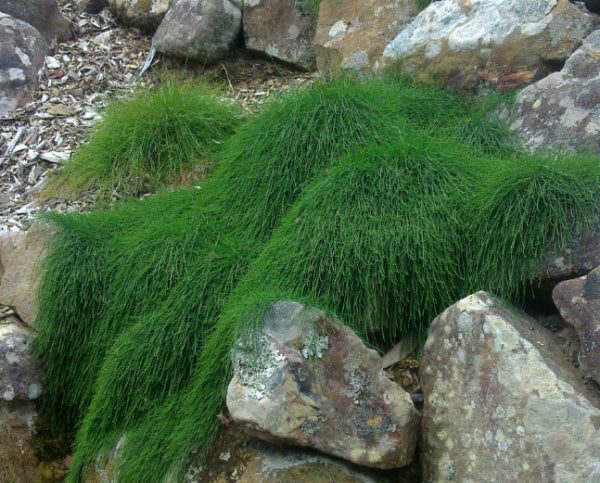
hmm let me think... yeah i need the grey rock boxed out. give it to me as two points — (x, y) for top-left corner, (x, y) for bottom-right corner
(0, 13), (48, 118)
(553, 266), (600, 384)
(227, 301), (420, 469)
(0, 0), (72, 42)
(152, 0), (242, 63)
(108, 0), (172, 33)
(0, 319), (41, 402)
(421, 291), (600, 482)
(243, 0), (317, 70)
(381, 0), (595, 91)
(510, 28), (600, 154)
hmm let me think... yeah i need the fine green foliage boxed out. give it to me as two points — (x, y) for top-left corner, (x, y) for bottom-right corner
(42, 80), (241, 199)
(34, 74), (600, 483)
(467, 154), (600, 298)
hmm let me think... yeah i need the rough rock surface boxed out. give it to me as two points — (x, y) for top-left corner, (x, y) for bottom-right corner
(382, 0), (595, 90)
(421, 291), (600, 482)
(107, 0), (172, 32)
(243, 0), (317, 69)
(509, 28), (600, 154)
(553, 266), (600, 384)
(314, 0), (419, 73)
(0, 0), (72, 42)
(0, 223), (53, 326)
(152, 0), (242, 63)
(0, 318), (41, 401)
(227, 301), (420, 469)
(0, 400), (39, 483)
(0, 13), (48, 118)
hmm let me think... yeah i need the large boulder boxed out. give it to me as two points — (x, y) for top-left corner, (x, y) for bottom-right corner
(152, 0), (242, 63)
(421, 291), (600, 481)
(314, 0), (419, 74)
(0, 0), (72, 42)
(509, 29), (600, 154)
(227, 301), (420, 469)
(553, 265), (600, 384)
(0, 13), (48, 118)
(107, 0), (172, 33)
(0, 223), (53, 326)
(243, 0), (317, 70)
(381, 0), (595, 91)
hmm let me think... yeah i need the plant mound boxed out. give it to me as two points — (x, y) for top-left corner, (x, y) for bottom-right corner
(33, 75), (600, 482)
(42, 80), (242, 199)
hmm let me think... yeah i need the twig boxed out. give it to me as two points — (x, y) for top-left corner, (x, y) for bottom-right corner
(221, 63), (234, 91)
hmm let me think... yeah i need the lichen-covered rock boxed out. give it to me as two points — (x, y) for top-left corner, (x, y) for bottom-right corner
(107, 0), (172, 32)
(381, 0), (595, 91)
(0, 0), (72, 42)
(227, 301), (420, 469)
(421, 291), (600, 482)
(509, 29), (600, 154)
(0, 400), (39, 483)
(243, 0), (317, 70)
(0, 223), (53, 326)
(314, 0), (419, 74)
(0, 319), (41, 402)
(553, 266), (600, 384)
(0, 13), (48, 118)
(152, 0), (242, 62)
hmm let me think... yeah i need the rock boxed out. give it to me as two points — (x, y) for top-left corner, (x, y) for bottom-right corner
(381, 0), (595, 91)
(107, 0), (172, 33)
(531, 223), (600, 304)
(227, 301), (420, 470)
(243, 0), (317, 70)
(0, 0), (72, 42)
(0, 223), (54, 326)
(509, 29), (600, 154)
(0, 13), (48, 118)
(553, 266), (600, 384)
(314, 0), (419, 74)
(0, 318), (41, 402)
(152, 0), (242, 63)
(421, 291), (600, 482)
(0, 400), (39, 483)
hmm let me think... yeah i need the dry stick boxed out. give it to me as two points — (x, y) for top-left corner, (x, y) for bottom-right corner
(220, 63), (234, 91)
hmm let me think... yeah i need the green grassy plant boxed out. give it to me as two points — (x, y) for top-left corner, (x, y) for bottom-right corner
(34, 74), (600, 482)
(41, 80), (241, 199)
(467, 154), (600, 298)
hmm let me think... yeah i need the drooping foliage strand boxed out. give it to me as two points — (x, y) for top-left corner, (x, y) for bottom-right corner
(32, 74), (600, 482)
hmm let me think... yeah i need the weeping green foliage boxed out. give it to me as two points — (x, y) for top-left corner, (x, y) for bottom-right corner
(247, 132), (473, 346)
(34, 74), (600, 483)
(467, 154), (600, 298)
(41, 80), (241, 199)
(38, 76), (433, 479)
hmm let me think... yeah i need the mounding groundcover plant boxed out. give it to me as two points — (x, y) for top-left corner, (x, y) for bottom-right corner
(34, 75), (600, 481)
(41, 79), (242, 199)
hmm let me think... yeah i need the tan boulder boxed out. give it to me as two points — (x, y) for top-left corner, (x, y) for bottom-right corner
(243, 0), (318, 69)
(0, 223), (53, 326)
(314, 0), (419, 73)
(421, 291), (600, 481)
